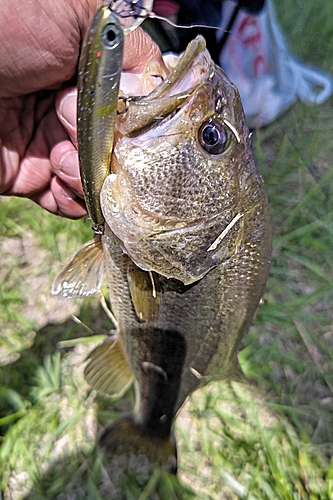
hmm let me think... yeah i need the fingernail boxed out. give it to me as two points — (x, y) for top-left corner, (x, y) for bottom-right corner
(61, 184), (75, 200)
(59, 150), (80, 179)
(59, 91), (77, 129)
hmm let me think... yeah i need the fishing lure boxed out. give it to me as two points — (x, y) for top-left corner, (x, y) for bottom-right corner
(77, 1), (154, 233)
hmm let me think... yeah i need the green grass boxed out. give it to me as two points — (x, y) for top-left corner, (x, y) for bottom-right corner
(1, 0), (333, 497)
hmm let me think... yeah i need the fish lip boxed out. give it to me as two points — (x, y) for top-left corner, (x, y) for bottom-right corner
(121, 87), (197, 139)
(118, 36), (210, 103)
(136, 35), (209, 100)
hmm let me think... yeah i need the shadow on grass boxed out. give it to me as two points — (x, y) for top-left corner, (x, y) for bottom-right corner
(1, 302), (333, 500)
(20, 450), (193, 500)
(0, 299), (113, 446)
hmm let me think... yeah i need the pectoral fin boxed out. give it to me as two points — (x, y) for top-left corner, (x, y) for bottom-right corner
(127, 263), (161, 325)
(84, 336), (134, 398)
(51, 236), (104, 298)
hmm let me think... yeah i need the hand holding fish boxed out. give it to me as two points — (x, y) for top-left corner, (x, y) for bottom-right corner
(0, 0), (164, 218)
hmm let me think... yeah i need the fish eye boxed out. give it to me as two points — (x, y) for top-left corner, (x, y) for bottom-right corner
(198, 120), (231, 155)
(101, 23), (121, 47)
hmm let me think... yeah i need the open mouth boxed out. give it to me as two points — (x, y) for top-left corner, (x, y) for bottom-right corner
(117, 35), (213, 136)
(125, 104), (183, 138)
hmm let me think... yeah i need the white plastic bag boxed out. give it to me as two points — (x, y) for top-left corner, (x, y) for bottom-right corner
(219, 0), (333, 128)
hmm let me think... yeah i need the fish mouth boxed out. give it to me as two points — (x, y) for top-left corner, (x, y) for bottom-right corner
(116, 35), (213, 136)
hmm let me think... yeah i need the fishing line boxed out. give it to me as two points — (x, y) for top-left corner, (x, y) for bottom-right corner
(147, 12), (229, 34)
(107, 0), (230, 35)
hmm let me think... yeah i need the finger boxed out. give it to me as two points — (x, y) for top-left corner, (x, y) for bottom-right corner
(50, 177), (87, 219)
(56, 88), (77, 145)
(31, 188), (58, 215)
(50, 140), (84, 199)
(31, 178), (86, 219)
(123, 28), (168, 74)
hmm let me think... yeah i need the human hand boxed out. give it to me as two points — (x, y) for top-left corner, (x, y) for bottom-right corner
(0, 0), (165, 218)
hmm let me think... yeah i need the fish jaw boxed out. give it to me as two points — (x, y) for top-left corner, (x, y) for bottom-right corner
(101, 53), (252, 284)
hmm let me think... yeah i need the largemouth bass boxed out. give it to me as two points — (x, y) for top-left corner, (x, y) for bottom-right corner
(52, 30), (271, 473)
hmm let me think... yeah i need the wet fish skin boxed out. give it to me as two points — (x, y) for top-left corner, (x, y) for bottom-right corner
(102, 37), (271, 286)
(77, 5), (124, 230)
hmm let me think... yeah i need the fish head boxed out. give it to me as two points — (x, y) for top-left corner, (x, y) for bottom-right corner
(101, 36), (263, 285)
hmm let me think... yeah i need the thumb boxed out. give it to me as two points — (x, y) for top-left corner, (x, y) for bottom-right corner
(123, 28), (168, 74)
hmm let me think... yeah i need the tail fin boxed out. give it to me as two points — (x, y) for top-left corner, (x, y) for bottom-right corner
(99, 416), (177, 475)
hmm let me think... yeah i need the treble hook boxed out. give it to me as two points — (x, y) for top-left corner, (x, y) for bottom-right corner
(108, 0), (154, 33)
